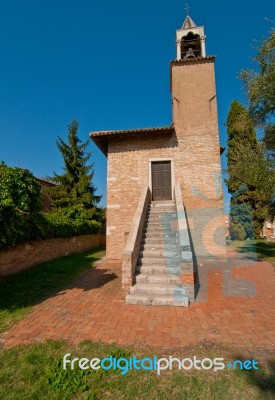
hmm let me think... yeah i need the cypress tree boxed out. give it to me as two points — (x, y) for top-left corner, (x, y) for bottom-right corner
(225, 100), (257, 195)
(225, 100), (257, 239)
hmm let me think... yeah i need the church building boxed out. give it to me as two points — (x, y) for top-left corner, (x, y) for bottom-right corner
(90, 13), (226, 306)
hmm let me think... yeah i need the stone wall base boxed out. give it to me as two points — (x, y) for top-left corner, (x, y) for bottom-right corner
(0, 233), (106, 276)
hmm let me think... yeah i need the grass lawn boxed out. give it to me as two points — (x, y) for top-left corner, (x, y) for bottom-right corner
(0, 340), (274, 400)
(0, 247), (105, 334)
(229, 239), (275, 263)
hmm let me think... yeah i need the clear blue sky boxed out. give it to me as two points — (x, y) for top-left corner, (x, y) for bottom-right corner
(0, 0), (274, 210)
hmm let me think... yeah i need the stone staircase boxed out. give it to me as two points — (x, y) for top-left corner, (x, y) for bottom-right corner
(125, 200), (190, 306)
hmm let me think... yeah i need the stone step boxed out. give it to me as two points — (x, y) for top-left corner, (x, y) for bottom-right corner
(143, 230), (178, 237)
(136, 273), (181, 285)
(139, 250), (181, 258)
(142, 238), (179, 246)
(145, 221), (177, 227)
(143, 224), (174, 230)
(130, 283), (188, 296)
(136, 264), (182, 274)
(145, 223), (177, 229)
(149, 209), (176, 214)
(140, 258), (181, 267)
(143, 226), (178, 234)
(148, 209), (176, 215)
(145, 215), (178, 221)
(125, 293), (189, 307)
(150, 203), (176, 207)
(151, 201), (175, 207)
(143, 228), (178, 236)
(141, 238), (180, 246)
(146, 225), (178, 231)
(140, 243), (180, 251)
(138, 253), (181, 261)
(146, 212), (177, 218)
(151, 200), (175, 203)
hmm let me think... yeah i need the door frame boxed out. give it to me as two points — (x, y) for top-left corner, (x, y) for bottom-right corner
(148, 158), (175, 200)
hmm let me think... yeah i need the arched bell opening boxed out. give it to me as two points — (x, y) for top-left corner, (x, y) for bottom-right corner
(181, 32), (202, 59)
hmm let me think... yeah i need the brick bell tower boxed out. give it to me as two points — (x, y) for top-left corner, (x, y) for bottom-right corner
(171, 13), (226, 260)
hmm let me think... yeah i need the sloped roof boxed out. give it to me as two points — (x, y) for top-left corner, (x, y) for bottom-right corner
(171, 56), (215, 65)
(90, 125), (225, 156)
(182, 15), (197, 29)
(35, 177), (57, 187)
(90, 126), (174, 156)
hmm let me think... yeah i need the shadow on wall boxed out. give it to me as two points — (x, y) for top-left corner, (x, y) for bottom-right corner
(108, 133), (179, 154)
(185, 213), (199, 300)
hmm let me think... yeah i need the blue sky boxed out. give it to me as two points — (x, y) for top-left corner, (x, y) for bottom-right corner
(0, 0), (274, 209)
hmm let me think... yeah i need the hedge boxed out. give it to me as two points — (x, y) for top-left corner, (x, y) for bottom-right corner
(0, 208), (102, 249)
(0, 163), (104, 248)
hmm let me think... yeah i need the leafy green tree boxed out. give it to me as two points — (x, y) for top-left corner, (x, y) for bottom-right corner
(0, 163), (42, 247)
(225, 100), (274, 238)
(240, 25), (275, 154)
(0, 162), (42, 212)
(0, 162), (102, 248)
(228, 144), (275, 237)
(49, 120), (102, 217)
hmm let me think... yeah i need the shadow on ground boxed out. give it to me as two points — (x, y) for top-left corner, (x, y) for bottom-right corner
(233, 354), (275, 397)
(235, 240), (275, 262)
(0, 247), (116, 331)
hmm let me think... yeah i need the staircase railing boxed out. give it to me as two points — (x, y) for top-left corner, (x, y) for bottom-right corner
(122, 186), (151, 290)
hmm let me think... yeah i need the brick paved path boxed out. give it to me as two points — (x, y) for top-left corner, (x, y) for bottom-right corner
(1, 248), (275, 349)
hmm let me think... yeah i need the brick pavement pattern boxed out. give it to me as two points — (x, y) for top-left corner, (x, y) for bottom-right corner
(1, 248), (275, 349)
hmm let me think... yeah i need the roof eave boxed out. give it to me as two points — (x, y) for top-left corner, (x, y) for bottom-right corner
(90, 126), (175, 156)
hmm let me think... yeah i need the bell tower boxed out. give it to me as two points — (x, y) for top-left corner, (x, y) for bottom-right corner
(171, 11), (226, 260)
(176, 15), (206, 59)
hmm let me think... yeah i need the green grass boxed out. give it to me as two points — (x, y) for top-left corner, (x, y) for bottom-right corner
(0, 340), (274, 400)
(0, 248), (105, 334)
(229, 239), (275, 263)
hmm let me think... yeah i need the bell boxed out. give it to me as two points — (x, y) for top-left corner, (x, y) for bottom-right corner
(185, 47), (195, 58)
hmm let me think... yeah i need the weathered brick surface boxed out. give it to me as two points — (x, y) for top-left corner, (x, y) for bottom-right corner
(1, 250), (275, 350)
(0, 233), (105, 276)
(181, 272), (197, 284)
(106, 134), (179, 259)
(106, 58), (226, 262)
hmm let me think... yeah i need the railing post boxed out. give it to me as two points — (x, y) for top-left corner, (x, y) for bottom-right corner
(122, 187), (151, 291)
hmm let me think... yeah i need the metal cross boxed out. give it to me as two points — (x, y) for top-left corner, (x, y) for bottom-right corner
(185, 2), (190, 16)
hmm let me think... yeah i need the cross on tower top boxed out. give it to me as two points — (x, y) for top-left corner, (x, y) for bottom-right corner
(184, 2), (190, 16)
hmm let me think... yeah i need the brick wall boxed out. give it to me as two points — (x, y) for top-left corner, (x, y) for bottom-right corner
(0, 233), (105, 277)
(105, 58), (226, 261)
(106, 133), (180, 259)
(171, 58), (226, 259)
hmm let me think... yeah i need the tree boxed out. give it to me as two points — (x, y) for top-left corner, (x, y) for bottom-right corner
(225, 100), (274, 238)
(225, 100), (257, 195)
(0, 162), (42, 247)
(230, 201), (254, 241)
(240, 25), (275, 155)
(49, 120), (102, 217)
(228, 143), (275, 237)
(0, 162), (42, 213)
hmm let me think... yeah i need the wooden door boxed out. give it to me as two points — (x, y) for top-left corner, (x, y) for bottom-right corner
(151, 161), (172, 200)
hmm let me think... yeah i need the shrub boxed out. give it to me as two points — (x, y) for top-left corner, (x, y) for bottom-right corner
(0, 164), (103, 248)
(0, 210), (102, 248)
(230, 202), (255, 240)
(0, 163), (42, 212)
